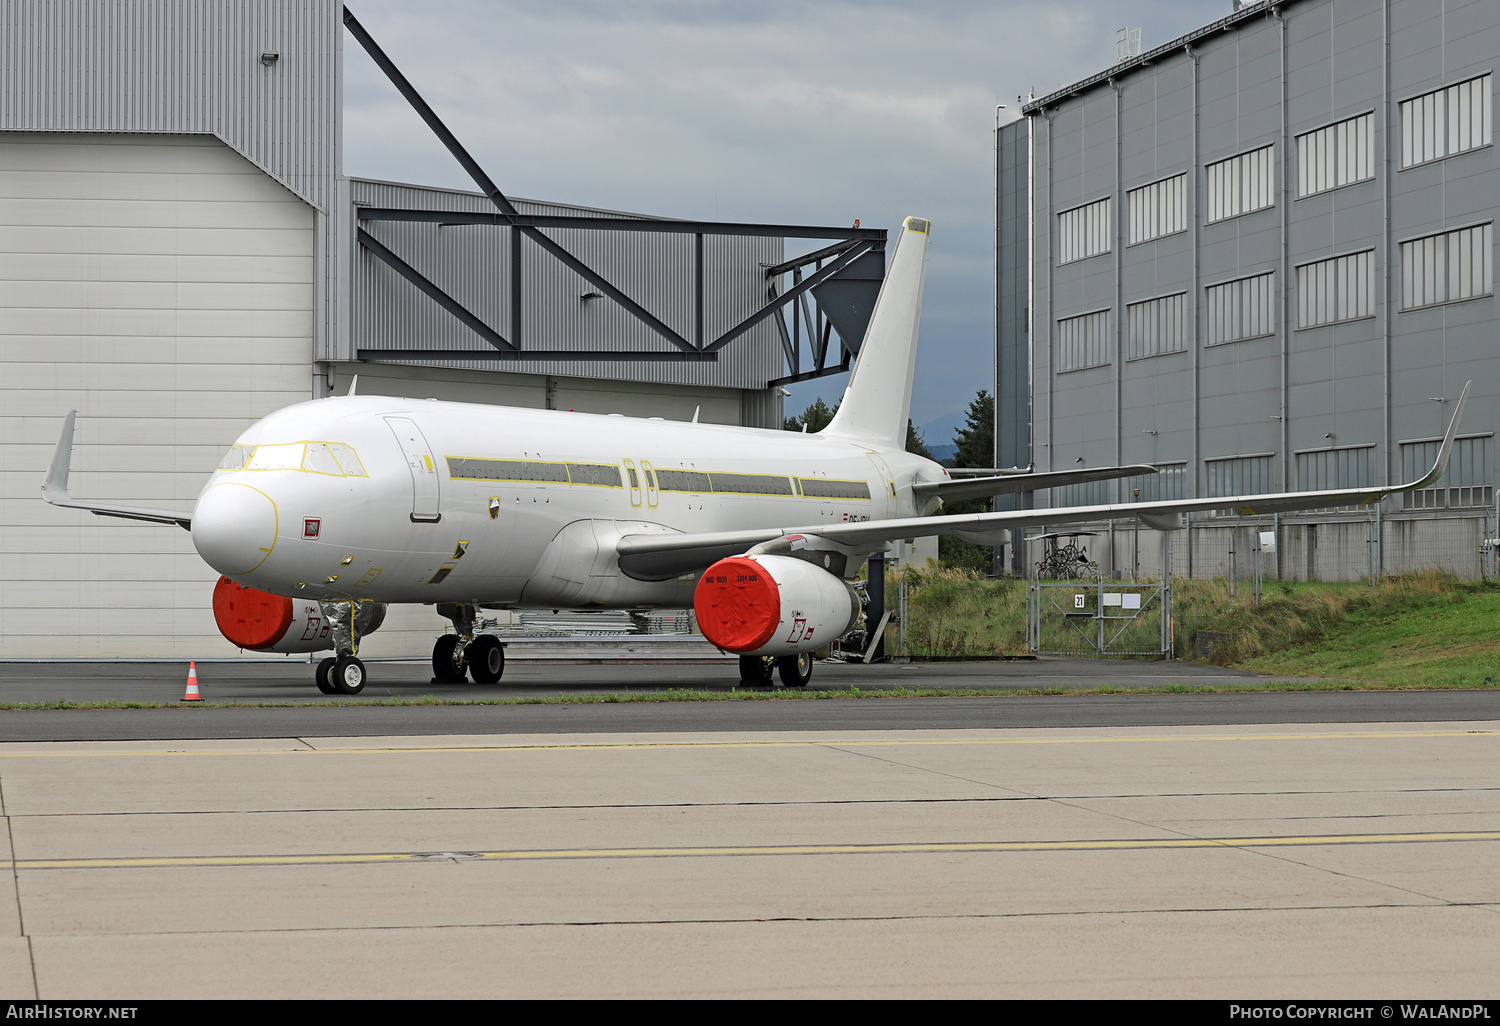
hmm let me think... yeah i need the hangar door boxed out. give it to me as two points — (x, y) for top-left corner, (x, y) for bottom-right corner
(0, 133), (315, 658)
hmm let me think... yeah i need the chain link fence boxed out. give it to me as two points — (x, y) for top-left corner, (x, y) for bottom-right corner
(1028, 511), (1498, 584)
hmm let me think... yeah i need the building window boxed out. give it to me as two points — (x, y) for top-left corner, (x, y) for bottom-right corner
(1053, 479), (1112, 507)
(1128, 462), (1187, 502)
(1125, 292), (1186, 359)
(1056, 309), (1110, 372)
(1057, 197), (1111, 264)
(1400, 223), (1493, 311)
(1296, 250), (1375, 328)
(1127, 173), (1187, 245)
(1206, 454), (1275, 498)
(1401, 435), (1493, 510)
(1296, 445), (1374, 491)
(1297, 112), (1375, 197)
(1206, 144), (1275, 223)
(1401, 73), (1492, 169)
(1205, 271), (1276, 344)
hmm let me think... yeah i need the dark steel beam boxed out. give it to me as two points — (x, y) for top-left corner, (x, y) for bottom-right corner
(704, 241), (873, 354)
(357, 349), (717, 362)
(357, 228), (516, 352)
(768, 356), (852, 388)
(344, 8), (699, 353)
(763, 238), (870, 277)
(358, 207), (887, 243)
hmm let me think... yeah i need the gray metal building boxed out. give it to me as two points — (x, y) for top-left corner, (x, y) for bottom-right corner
(999, 0), (1499, 580)
(0, 0), (883, 657)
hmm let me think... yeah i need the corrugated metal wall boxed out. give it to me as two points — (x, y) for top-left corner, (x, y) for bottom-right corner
(351, 179), (783, 391)
(0, 0), (345, 357)
(0, 0), (340, 208)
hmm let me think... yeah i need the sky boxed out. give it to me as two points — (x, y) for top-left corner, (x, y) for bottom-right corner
(342, 0), (1234, 446)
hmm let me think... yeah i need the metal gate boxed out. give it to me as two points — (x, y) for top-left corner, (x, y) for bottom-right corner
(1027, 579), (1173, 658)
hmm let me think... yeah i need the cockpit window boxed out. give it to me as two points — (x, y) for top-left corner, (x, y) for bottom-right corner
(246, 443), (306, 471)
(217, 444), (254, 471)
(303, 443), (368, 477)
(225, 441), (369, 477)
(328, 443), (367, 477)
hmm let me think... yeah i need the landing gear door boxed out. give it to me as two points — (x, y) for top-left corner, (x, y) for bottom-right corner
(385, 416), (442, 523)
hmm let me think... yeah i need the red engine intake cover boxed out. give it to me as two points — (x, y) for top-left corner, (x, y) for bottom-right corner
(694, 556), (781, 653)
(212, 575), (294, 650)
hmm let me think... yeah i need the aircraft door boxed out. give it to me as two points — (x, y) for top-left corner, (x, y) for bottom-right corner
(864, 453), (897, 518)
(641, 460), (659, 508)
(624, 460), (642, 507)
(385, 416), (442, 523)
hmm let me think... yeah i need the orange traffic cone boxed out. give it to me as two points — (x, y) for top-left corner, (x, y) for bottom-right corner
(181, 661), (203, 702)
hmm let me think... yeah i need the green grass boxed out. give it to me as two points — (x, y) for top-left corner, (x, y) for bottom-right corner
(889, 564), (1500, 687)
(1175, 570), (1500, 687)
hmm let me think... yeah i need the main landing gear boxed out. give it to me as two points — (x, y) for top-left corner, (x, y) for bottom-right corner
(738, 653), (814, 689)
(316, 655), (367, 695)
(433, 602), (506, 685)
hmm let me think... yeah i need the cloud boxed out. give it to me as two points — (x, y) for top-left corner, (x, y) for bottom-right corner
(343, 0), (1229, 437)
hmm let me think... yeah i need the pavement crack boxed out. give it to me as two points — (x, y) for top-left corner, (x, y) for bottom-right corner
(818, 743), (1043, 798)
(28, 900), (1496, 938)
(1, 777), (38, 999)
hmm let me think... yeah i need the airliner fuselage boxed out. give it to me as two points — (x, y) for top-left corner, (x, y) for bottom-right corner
(191, 395), (936, 610)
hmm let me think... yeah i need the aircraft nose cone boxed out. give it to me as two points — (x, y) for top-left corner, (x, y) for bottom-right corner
(192, 483), (279, 576)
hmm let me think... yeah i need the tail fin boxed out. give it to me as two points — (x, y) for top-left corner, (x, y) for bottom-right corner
(823, 216), (930, 449)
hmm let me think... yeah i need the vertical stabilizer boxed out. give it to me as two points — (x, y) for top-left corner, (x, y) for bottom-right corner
(823, 217), (930, 449)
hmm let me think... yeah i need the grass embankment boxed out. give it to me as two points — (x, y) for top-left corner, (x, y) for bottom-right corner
(894, 566), (1500, 686)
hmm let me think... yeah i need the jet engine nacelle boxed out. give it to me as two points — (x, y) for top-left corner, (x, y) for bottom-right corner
(211, 576), (385, 653)
(693, 553), (860, 656)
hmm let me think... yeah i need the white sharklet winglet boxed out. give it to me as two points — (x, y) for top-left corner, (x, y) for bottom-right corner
(40, 411), (193, 529)
(616, 380), (1473, 567)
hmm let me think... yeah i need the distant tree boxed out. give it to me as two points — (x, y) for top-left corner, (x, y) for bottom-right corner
(939, 390), (997, 573)
(951, 391), (995, 470)
(784, 397), (838, 433)
(905, 418), (934, 460)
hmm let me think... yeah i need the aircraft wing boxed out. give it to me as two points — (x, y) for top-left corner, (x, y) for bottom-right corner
(41, 412), (194, 529)
(617, 382), (1469, 580)
(912, 464), (1156, 504)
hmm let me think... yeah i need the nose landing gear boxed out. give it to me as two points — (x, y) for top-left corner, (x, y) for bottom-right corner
(434, 602), (507, 685)
(313, 601), (368, 695)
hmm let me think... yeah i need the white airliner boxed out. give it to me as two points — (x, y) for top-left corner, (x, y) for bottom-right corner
(42, 217), (1469, 694)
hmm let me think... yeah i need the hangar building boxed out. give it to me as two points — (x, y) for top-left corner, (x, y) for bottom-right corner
(997, 0), (1499, 581)
(0, 0), (885, 657)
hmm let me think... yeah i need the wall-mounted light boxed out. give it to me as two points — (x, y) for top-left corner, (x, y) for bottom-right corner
(260, 51), (280, 66)
(580, 291), (604, 302)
